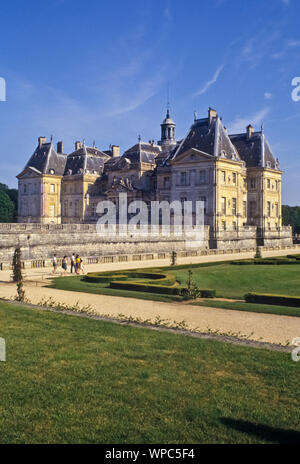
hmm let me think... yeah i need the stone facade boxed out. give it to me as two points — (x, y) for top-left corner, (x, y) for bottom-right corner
(0, 222), (294, 269)
(15, 107), (292, 251)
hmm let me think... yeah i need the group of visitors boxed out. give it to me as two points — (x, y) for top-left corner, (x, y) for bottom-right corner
(52, 253), (85, 275)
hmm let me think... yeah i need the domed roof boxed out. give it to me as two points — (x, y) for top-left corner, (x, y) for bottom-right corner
(161, 109), (175, 126)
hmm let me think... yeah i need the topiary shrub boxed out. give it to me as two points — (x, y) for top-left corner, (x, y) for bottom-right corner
(254, 246), (262, 259)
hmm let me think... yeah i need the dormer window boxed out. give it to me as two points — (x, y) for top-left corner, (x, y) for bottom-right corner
(50, 169), (55, 175)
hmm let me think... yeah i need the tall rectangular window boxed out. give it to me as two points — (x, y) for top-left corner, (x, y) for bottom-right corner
(243, 201), (247, 217)
(163, 177), (170, 189)
(199, 196), (207, 214)
(199, 170), (206, 184)
(267, 201), (271, 217)
(49, 205), (55, 217)
(75, 200), (79, 217)
(180, 172), (187, 185)
(250, 178), (256, 189)
(232, 198), (237, 215)
(221, 171), (226, 183)
(232, 173), (237, 184)
(250, 201), (256, 217)
(50, 184), (55, 193)
(221, 197), (226, 215)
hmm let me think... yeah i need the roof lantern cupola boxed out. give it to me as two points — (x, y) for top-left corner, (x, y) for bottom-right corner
(160, 109), (176, 148)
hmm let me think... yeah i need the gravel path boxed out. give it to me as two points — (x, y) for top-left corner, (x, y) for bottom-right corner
(0, 280), (299, 346)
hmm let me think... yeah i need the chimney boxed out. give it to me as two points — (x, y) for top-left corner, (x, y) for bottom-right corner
(208, 107), (217, 124)
(57, 141), (63, 154)
(112, 145), (120, 157)
(75, 141), (81, 150)
(246, 124), (254, 139)
(38, 136), (46, 148)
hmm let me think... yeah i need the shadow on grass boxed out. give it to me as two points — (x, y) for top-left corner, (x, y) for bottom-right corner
(220, 418), (300, 444)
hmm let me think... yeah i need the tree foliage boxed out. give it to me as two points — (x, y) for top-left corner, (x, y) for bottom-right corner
(282, 205), (300, 232)
(0, 183), (18, 222)
(12, 246), (25, 302)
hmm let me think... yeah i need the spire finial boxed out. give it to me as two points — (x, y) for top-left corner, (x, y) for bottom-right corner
(50, 134), (53, 143)
(166, 82), (170, 118)
(261, 122), (264, 134)
(194, 110), (197, 122)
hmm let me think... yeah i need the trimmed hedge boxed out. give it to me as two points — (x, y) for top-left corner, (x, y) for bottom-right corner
(244, 292), (300, 308)
(254, 258), (300, 265)
(83, 273), (128, 283)
(83, 270), (176, 285)
(231, 260), (255, 265)
(287, 254), (300, 260)
(110, 281), (181, 295)
(110, 281), (216, 298)
(200, 289), (216, 298)
(232, 258), (300, 265)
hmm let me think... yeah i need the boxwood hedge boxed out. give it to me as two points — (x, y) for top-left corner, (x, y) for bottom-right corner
(244, 293), (300, 307)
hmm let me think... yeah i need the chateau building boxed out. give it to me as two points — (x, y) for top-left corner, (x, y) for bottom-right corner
(17, 108), (283, 236)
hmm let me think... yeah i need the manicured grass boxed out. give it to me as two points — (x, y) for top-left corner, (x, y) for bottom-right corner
(192, 300), (300, 317)
(0, 301), (299, 444)
(49, 260), (300, 302)
(48, 276), (181, 302)
(172, 263), (300, 299)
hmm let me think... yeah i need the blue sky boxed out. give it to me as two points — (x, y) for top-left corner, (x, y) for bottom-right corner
(0, 0), (300, 204)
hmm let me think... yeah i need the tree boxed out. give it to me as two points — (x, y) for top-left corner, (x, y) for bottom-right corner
(282, 205), (300, 233)
(12, 246), (25, 302)
(0, 190), (15, 222)
(0, 183), (18, 222)
(181, 270), (202, 300)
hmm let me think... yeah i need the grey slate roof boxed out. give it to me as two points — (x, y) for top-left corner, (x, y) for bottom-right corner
(64, 146), (109, 176)
(122, 142), (160, 164)
(230, 131), (279, 169)
(174, 117), (240, 161)
(25, 142), (67, 176)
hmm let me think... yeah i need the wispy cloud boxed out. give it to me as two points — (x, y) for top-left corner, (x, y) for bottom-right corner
(281, 0), (290, 5)
(228, 108), (270, 134)
(264, 92), (272, 99)
(240, 29), (282, 68)
(271, 38), (300, 59)
(192, 65), (224, 97)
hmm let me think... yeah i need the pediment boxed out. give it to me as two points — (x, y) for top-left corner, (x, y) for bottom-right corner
(172, 148), (214, 165)
(16, 166), (42, 179)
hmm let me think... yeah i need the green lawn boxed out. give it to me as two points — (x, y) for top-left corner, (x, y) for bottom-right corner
(48, 276), (180, 302)
(0, 301), (299, 444)
(173, 263), (300, 299)
(192, 300), (300, 317)
(50, 261), (300, 302)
